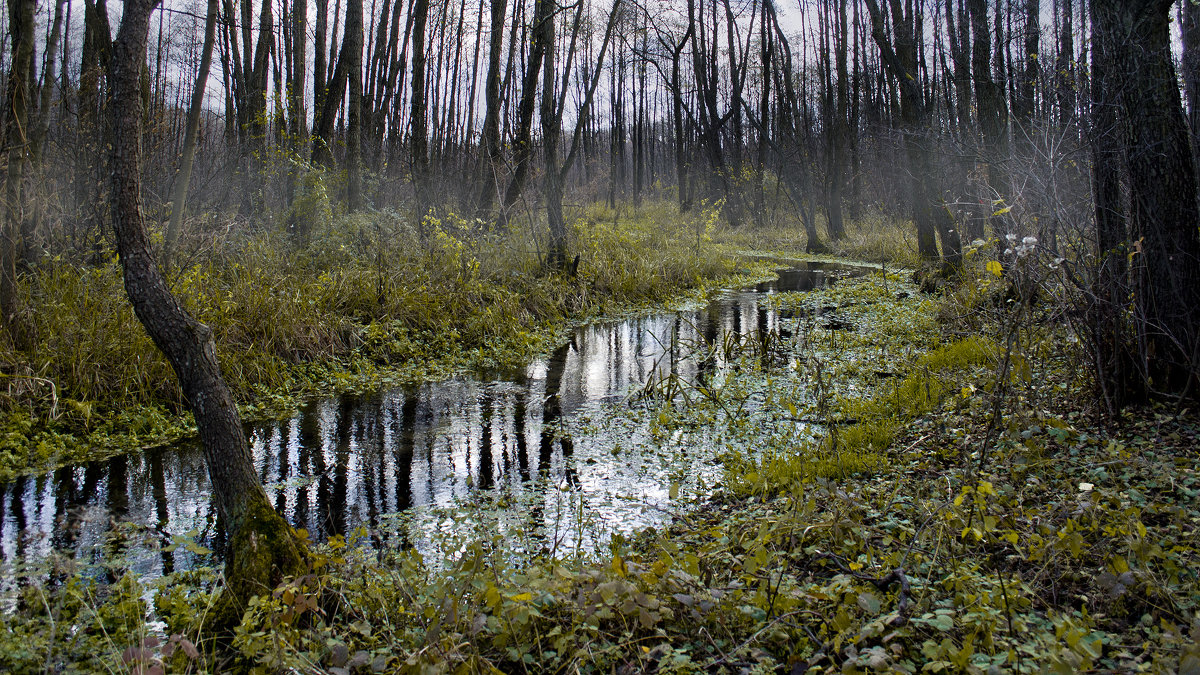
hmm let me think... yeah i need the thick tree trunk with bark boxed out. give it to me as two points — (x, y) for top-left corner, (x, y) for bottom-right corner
(1095, 0), (1200, 400)
(1088, 0), (1133, 411)
(108, 0), (306, 624)
(1181, 0), (1200, 160)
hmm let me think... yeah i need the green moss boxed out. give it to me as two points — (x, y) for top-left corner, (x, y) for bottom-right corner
(212, 496), (310, 636)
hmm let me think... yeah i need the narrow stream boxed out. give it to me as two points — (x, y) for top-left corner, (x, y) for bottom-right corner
(0, 261), (869, 587)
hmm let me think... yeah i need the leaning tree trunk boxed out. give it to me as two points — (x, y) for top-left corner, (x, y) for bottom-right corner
(498, 0), (552, 228)
(31, 0), (68, 165)
(109, 0), (306, 625)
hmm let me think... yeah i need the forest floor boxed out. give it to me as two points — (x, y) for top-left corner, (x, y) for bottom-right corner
(2, 210), (1198, 673)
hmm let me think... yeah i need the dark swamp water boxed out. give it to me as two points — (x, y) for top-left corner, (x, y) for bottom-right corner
(0, 261), (871, 588)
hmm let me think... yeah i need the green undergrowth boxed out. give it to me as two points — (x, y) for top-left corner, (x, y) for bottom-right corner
(6, 221), (1198, 673)
(721, 273), (995, 490)
(6, 267), (1198, 674)
(0, 200), (781, 481)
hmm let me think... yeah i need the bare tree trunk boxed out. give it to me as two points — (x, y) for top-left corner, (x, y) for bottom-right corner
(1088, 0), (1132, 411)
(476, 0), (507, 219)
(1094, 0), (1200, 400)
(346, 0), (364, 210)
(947, 0), (979, 240)
(1012, 0), (1038, 145)
(31, 0), (67, 165)
(246, 0), (275, 145)
(825, 0), (849, 240)
(538, 0), (565, 268)
(968, 0), (1010, 231)
(1181, 0), (1200, 161)
(312, 40), (349, 167)
(165, 0), (219, 252)
(669, 25), (693, 213)
(77, 0), (113, 258)
(498, 0), (552, 227)
(314, 0), (329, 116)
(286, 0), (308, 204)
(410, 0), (431, 221)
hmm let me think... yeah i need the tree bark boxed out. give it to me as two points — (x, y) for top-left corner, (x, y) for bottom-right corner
(314, 0), (329, 117)
(1094, 0), (1200, 400)
(410, 0), (431, 221)
(246, 0), (275, 145)
(346, 0), (364, 210)
(1181, 0), (1200, 161)
(2, 0), (36, 345)
(108, 0), (306, 622)
(1088, 0), (1132, 411)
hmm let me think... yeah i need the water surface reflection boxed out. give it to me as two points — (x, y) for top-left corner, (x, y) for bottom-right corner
(0, 262), (868, 584)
